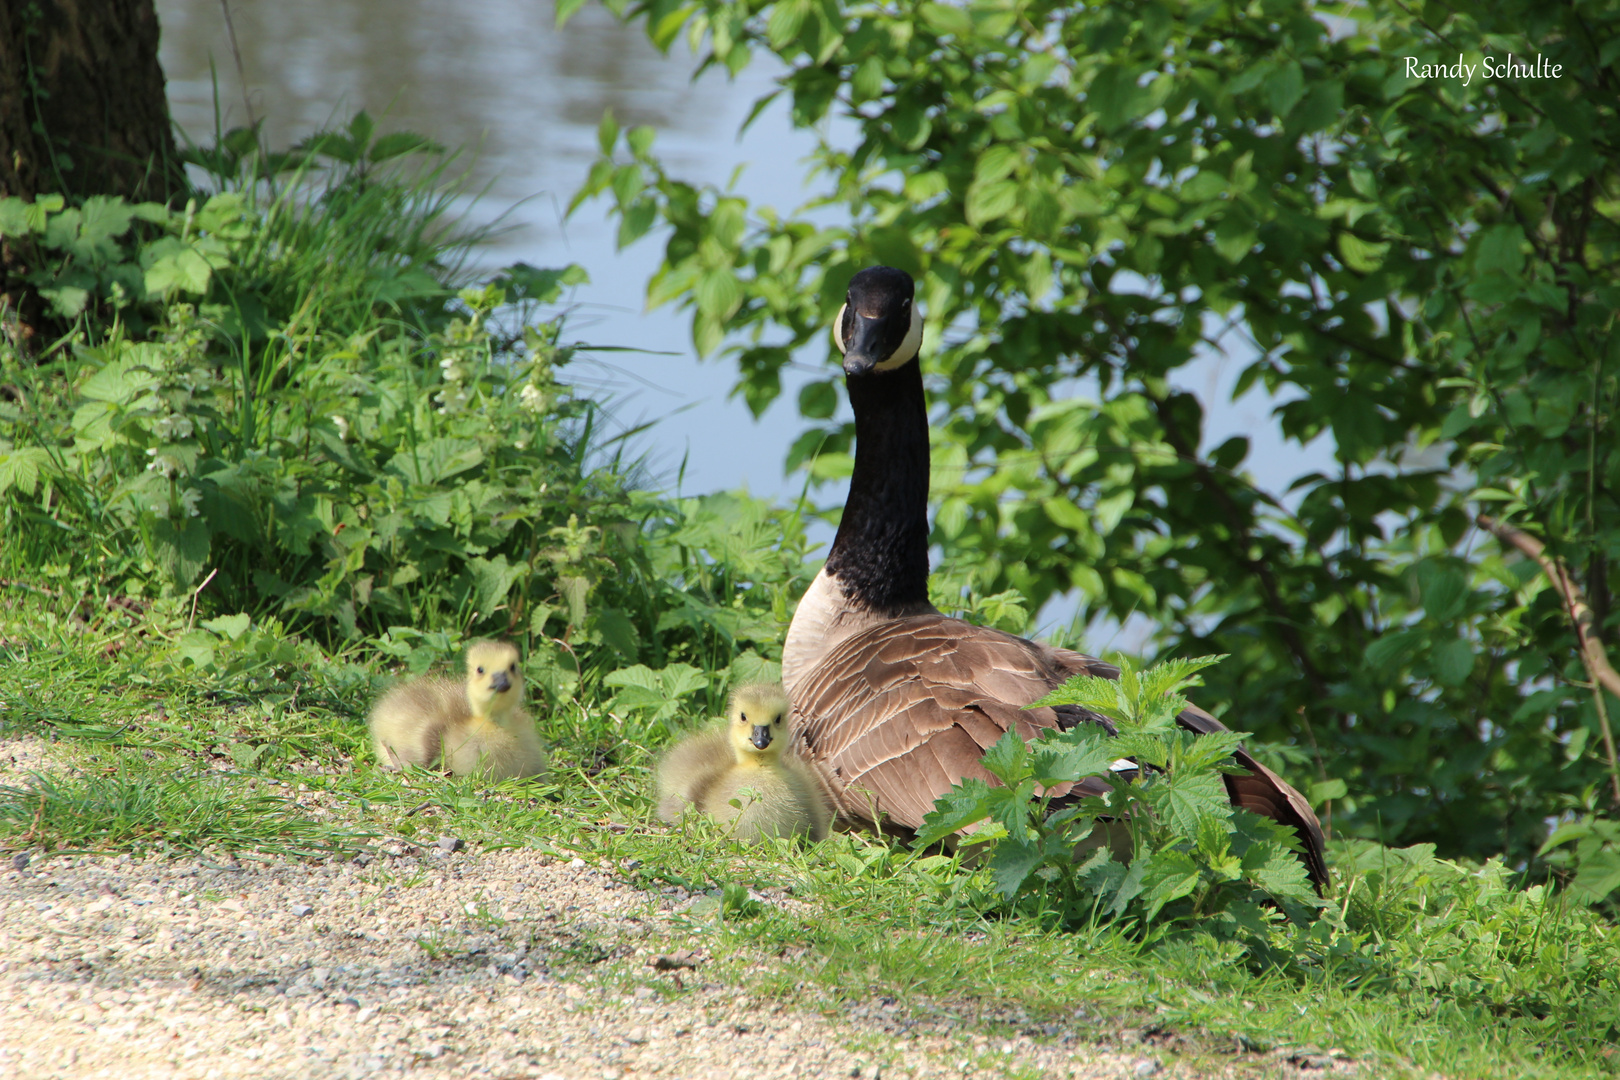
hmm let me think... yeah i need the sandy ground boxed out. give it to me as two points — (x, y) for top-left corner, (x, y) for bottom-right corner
(0, 735), (1348, 1080)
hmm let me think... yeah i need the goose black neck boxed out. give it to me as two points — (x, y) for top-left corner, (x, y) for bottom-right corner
(825, 362), (931, 615)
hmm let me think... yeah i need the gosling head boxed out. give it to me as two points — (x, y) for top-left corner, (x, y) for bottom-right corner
(727, 683), (792, 764)
(464, 640), (523, 722)
(832, 265), (922, 378)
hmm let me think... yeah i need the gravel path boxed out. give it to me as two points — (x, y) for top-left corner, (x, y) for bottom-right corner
(0, 735), (1345, 1080)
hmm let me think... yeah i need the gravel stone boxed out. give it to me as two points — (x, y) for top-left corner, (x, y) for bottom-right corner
(436, 836), (464, 854)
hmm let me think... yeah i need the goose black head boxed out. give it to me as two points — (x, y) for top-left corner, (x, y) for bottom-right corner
(833, 266), (922, 377)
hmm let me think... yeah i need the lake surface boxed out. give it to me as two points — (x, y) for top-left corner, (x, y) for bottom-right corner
(157, 0), (838, 502)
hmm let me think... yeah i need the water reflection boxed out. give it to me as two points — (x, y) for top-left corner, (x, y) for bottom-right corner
(156, 0), (833, 504)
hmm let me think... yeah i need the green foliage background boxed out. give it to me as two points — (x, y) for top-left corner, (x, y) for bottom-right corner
(570, 0), (1620, 873)
(0, 120), (814, 733)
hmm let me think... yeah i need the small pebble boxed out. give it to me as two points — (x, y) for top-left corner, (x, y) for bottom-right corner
(437, 836), (464, 853)
(290, 904), (314, 917)
(1133, 1058), (1162, 1077)
(11, 852), (29, 871)
(568, 857), (587, 869)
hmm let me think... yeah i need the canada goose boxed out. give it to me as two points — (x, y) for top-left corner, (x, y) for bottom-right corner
(655, 684), (831, 843)
(369, 640), (548, 781)
(782, 265), (1329, 889)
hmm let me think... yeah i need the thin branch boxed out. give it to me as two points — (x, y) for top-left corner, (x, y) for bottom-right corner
(1477, 513), (1620, 806)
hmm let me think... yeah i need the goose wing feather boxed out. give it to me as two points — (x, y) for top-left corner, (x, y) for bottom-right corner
(794, 613), (1328, 889)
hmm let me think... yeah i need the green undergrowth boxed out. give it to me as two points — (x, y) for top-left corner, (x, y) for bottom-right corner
(1, 592), (1616, 1080)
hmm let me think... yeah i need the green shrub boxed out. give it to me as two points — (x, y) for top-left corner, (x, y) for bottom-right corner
(0, 121), (814, 717)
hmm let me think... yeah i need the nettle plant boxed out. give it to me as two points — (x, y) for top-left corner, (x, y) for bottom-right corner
(918, 655), (1321, 933)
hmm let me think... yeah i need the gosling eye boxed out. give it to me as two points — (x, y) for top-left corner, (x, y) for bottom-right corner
(509, 663), (518, 674)
(476, 665), (485, 675)
(739, 711), (748, 723)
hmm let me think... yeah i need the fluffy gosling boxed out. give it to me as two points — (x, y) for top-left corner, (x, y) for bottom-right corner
(655, 683), (830, 843)
(369, 640), (547, 780)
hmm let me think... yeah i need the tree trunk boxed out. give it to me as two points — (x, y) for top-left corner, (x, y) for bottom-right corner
(0, 0), (183, 204)
(2, 0), (183, 351)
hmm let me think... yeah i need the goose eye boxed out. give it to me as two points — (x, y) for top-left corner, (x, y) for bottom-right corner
(476, 665), (485, 675)
(509, 663), (518, 673)
(739, 711), (748, 723)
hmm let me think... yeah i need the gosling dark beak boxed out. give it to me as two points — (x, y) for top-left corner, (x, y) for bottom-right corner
(750, 725), (773, 750)
(490, 671), (511, 694)
(840, 313), (888, 377)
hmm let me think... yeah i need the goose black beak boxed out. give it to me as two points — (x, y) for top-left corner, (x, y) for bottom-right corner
(490, 671), (511, 694)
(750, 724), (774, 750)
(840, 314), (888, 377)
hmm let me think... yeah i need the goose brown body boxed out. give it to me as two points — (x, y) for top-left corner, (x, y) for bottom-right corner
(784, 266), (1328, 890)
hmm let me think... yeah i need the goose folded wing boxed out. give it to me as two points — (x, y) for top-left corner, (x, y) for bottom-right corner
(793, 614), (1113, 831)
(797, 619), (1329, 890)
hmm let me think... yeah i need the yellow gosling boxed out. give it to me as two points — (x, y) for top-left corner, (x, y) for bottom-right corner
(369, 640), (547, 780)
(656, 683), (830, 843)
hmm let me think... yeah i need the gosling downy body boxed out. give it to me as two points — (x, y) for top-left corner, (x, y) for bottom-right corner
(782, 265), (1328, 890)
(656, 684), (830, 843)
(369, 640), (548, 780)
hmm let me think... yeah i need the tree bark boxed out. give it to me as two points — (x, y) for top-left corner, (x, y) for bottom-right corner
(2, 0), (183, 351)
(0, 0), (183, 204)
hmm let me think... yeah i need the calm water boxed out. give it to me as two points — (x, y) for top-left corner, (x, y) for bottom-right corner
(157, 0), (836, 501)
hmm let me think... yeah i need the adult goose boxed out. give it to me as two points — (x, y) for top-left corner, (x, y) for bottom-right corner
(782, 265), (1329, 890)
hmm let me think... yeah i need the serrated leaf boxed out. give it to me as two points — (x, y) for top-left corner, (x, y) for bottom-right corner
(979, 727), (1029, 784)
(988, 836), (1045, 899)
(917, 779), (994, 846)
(0, 447), (51, 497)
(1144, 770), (1231, 836)
(1138, 850), (1203, 920)
(1030, 726), (1117, 787)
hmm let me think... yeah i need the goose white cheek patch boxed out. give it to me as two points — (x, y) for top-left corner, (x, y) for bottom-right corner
(832, 302), (848, 353)
(872, 302), (924, 371)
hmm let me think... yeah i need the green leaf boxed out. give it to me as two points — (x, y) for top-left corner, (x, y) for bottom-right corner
(979, 727), (1029, 784)
(1030, 726), (1118, 788)
(1144, 770), (1231, 837)
(597, 110), (620, 156)
(916, 779), (993, 846)
(1431, 638), (1474, 687)
(988, 837), (1044, 899)
(1265, 61), (1305, 116)
(919, 2), (973, 37)
(1213, 214), (1256, 263)
(1338, 232), (1389, 273)
(385, 438), (484, 485)
(0, 447), (51, 497)
(555, 0), (589, 27)
(1416, 562), (1469, 621)
(1138, 850), (1203, 921)
(142, 238), (215, 296)
(368, 131), (445, 162)
(199, 613), (252, 641)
